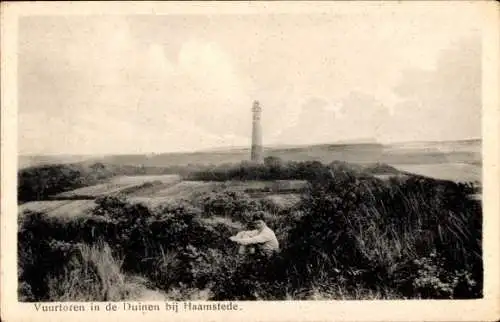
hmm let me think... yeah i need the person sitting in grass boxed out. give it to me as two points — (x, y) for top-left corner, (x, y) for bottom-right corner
(229, 212), (280, 257)
(232, 228), (259, 255)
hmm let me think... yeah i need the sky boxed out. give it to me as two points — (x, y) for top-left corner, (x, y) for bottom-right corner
(18, 5), (483, 155)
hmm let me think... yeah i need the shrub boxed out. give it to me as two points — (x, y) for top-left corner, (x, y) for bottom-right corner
(46, 241), (143, 301)
(17, 163), (116, 203)
(281, 167), (482, 296)
(403, 251), (480, 299)
(200, 191), (262, 222)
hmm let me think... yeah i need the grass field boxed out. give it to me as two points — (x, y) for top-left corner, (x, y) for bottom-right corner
(54, 182), (142, 199)
(218, 180), (308, 193)
(18, 200), (70, 214)
(142, 181), (224, 199)
(54, 175), (182, 199)
(21, 159), (479, 221)
(131, 180), (308, 199)
(392, 163), (481, 183)
(109, 175), (181, 185)
(19, 200), (96, 219)
(19, 178), (307, 217)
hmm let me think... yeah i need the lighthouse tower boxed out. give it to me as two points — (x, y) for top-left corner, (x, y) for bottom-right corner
(251, 100), (263, 163)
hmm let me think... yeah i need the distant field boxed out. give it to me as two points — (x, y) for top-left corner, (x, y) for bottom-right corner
(54, 175), (182, 199)
(392, 163), (481, 183)
(109, 175), (181, 185)
(20, 139), (481, 169)
(139, 181), (223, 199)
(54, 182), (142, 199)
(127, 196), (176, 208)
(19, 200), (70, 213)
(142, 180), (308, 199)
(222, 180), (308, 193)
(18, 182), (306, 218)
(19, 193), (304, 218)
(20, 157), (480, 219)
(111, 180), (307, 208)
(372, 173), (410, 181)
(19, 200), (96, 219)
(37, 178), (308, 214)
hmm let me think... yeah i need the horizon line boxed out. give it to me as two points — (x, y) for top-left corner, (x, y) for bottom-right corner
(19, 137), (482, 157)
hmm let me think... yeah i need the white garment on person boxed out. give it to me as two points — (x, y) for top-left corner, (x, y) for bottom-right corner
(236, 226), (280, 255)
(235, 230), (259, 239)
(233, 230), (259, 254)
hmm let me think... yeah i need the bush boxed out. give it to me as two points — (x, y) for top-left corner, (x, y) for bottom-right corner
(200, 191), (262, 222)
(281, 168), (482, 298)
(404, 251), (479, 299)
(18, 163), (114, 203)
(46, 241), (144, 301)
(188, 159), (337, 182)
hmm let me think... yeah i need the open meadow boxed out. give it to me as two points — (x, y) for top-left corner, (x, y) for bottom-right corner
(392, 163), (481, 185)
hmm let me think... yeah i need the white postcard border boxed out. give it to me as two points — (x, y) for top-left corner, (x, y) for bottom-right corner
(1, 2), (499, 321)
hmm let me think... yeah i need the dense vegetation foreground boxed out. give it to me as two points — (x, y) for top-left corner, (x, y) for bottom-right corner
(18, 161), (482, 301)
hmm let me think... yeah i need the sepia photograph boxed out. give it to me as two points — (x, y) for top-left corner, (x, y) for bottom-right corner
(2, 1), (499, 321)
